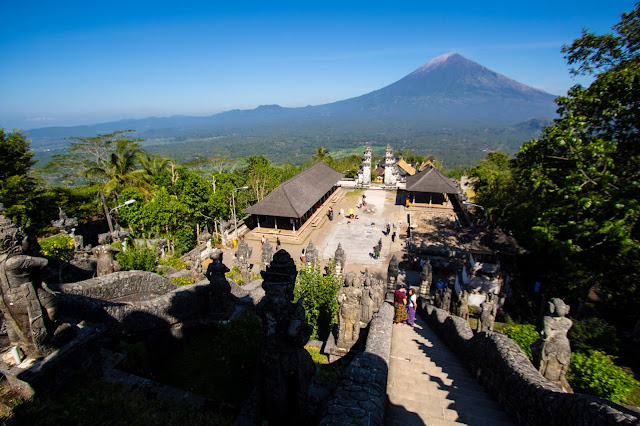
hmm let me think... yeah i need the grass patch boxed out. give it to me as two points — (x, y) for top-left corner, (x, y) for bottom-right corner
(305, 345), (344, 386)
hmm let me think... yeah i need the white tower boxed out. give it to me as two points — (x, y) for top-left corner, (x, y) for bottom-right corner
(384, 144), (397, 185)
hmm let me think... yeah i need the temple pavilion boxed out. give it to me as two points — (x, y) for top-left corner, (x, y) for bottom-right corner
(243, 161), (344, 236)
(404, 165), (462, 210)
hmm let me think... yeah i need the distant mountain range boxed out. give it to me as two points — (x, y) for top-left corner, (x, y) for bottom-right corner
(26, 53), (559, 168)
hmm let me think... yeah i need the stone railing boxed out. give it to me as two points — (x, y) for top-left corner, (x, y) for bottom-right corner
(419, 302), (640, 426)
(320, 302), (393, 425)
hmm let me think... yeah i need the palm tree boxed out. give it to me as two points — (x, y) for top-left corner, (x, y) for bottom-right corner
(84, 139), (145, 196)
(138, 152), (171, 183)
(313, 147), (333, 164)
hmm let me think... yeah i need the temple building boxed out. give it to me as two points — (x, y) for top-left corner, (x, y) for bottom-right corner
(243, 161), (343, 236)
(404, 165), (463, 211)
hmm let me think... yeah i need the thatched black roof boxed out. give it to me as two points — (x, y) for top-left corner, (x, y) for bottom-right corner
(405, 167), (459, 194)
(243, 162), (344, 218)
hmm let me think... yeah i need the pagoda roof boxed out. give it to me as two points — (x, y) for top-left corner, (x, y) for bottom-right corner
(405, 166), (459, 194)
(243, 162), (343, 218)
(395, 159), (416, 176)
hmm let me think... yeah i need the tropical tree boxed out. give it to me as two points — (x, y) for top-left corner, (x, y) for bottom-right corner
(0, 128), (38, 225)
(84, 138), (145, 196)
(506, 3), (640, 315)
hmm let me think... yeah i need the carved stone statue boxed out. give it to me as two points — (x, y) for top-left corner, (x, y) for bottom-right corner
(334, 243), (346, 276)
(437, 285), (452, 312)
(92, 233), (121, 277)
(204, 251), (231, 316)
(369, 275), (382, 310)
(51, 208), (78, 235)
(0, 220), (59, 358)
(304, 240), (319, 266)
(457, 290), (470, 320)
(261, 239), (274, 270)
(531, 298), (573, 391)
(258, 250), (315, 425)
(419, 260), (432, 297)
(337, 272), (362, 349)
(477, 293), (497, 332)
(387, 255), (399, 292)
(360, 278), (374, 325)
(235, 238), (253, 283)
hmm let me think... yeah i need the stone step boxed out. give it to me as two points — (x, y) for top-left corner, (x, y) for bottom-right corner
(388, 391), (511, 422)
(388, 365), (485, 392)
(392, 397), (513, 425)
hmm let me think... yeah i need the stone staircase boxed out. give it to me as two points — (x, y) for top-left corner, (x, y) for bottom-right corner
(385, 313), (514, 425)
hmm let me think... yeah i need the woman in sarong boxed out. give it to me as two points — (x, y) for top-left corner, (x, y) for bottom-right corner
(393, 286), (407, 324)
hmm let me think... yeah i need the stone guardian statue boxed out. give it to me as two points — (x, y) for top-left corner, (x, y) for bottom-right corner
(531, 298), (573, 391)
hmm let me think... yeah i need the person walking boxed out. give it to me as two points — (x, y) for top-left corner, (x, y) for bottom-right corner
(393, 285), (408, 324)
(261, 236), (265, 246)
(300, 248), (305, 264)
(407, 288), (417, 326)
(276, 237), (281, 250)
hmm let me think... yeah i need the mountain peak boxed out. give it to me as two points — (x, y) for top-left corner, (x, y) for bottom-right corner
(411, 52), (474, 75)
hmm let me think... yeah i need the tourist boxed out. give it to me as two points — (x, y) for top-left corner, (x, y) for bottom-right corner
(261, 236), (265, 246)
(276, 237), (281, 250)
(300, 248), (305, 264)
(393, 285), (408, 324)
(391, 229), (396, 242)
(386, 222), (391, 235)
(357, 198), (363, 209)
(407, 288), (417, 326)
(362, 194), (367, 206)
(378, 238), (382, 250)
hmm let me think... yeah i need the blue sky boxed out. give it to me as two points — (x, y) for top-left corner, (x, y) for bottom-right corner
(0, 1), (635, 129)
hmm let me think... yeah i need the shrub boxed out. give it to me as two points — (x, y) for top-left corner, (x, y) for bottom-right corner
(294, 260), (341, 340)
(39, 234), (74, 261)
(569, 317), (619, 355)
(115, 243), (158, 272)
(158, 255), (189, 270)
(169, 276), (195, 286)
(568, 350), (640, 404)
(501, 323), (539, 360)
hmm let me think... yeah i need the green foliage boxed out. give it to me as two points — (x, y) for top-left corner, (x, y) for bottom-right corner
(569, 317), (619, 355)
(5, 372), (232, 425)
(501, 323), (539, 360)
(169, 276), (195, 286)
(156, 311), (260, 404)
(468, 5), (640, 318)
(294, 260), (342, 340)
(39, 234), (75, 261)
(158, 255), (188, 270)
(0, 129), (38, 227)
(568, 350), (639, 404)
(115, 243), (158, 272)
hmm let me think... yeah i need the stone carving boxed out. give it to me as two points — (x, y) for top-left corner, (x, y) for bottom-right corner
(50, 208), (78, 235)
(92, 233), (121, 277)
(304, 240), (319, 266)
(531, 298), (573, 391)
(477, 293), (498, 332)
(0, 219), (60, 358)
(334, 243), (346, 276)
(387, 255), (399, 291)
(258, 250), (315, 424)
(360, 278), (375, 325)
(457, 289), (469, 320)
(419, 260), (432, 297)
(337, 272), (362, 349)
(440, 285), (452, 313)
(260, 239), (274, 270)
(235, 238), (252, 283)
(369, 276), (382, 310)
(204, 251), (231, 316)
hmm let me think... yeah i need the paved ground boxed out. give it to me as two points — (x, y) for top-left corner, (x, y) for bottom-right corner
(386, 315), (514, 426)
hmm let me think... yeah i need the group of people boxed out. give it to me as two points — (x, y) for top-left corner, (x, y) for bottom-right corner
(393, 284), (417, 326)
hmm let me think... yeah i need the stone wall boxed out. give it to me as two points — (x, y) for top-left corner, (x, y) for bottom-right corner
(51, 271), (177, 301)
(320, 302), (393, 425)
(51, 271), (210, 332)
(419, 302), (640, 426)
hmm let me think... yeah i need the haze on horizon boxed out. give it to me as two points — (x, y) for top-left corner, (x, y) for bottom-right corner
(0, 0), (635, 130)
